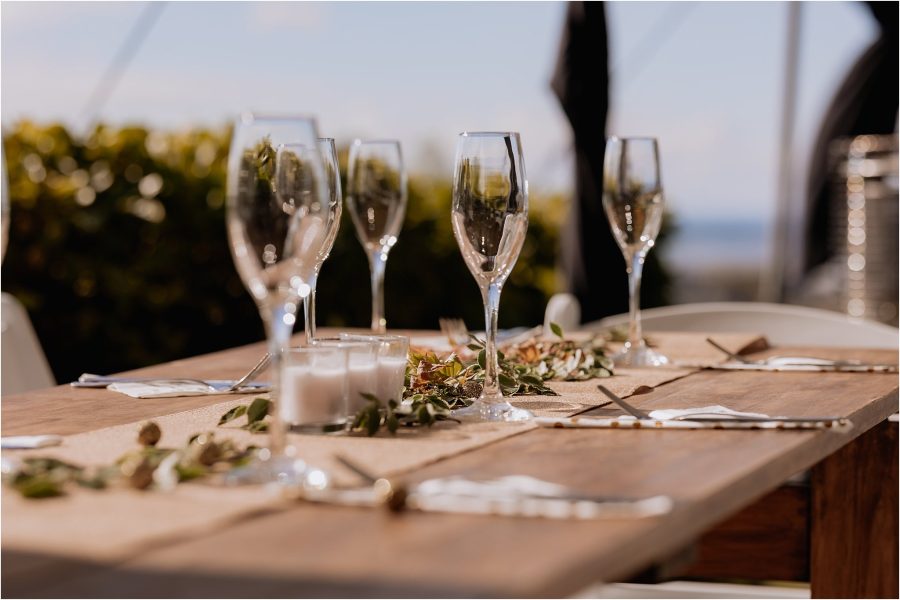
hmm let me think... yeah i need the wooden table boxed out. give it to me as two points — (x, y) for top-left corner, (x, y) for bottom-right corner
(2, 338), (897, 598)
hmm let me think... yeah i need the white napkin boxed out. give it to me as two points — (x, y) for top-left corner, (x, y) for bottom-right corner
(410, 475), (672, 519)
(648, 405), (778, 421)
(108, 382), (221, 398)
(415, 475), (572, 499)
(1, 435), (63, 449)
(301, 475), (673, 520)
(709, 360), (896, 373)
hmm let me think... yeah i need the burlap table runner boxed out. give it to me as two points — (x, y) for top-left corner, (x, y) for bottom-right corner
(2, 332), (764, 563)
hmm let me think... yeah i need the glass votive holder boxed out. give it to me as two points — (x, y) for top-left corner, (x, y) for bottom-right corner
(339, 334), (409, 403)
(311, 338), (379, 415)
(281, 346), (349, 432)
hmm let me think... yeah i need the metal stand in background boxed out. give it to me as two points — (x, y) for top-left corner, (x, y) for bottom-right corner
(792, 134), (899, 325)
(760, 2), (802, 303)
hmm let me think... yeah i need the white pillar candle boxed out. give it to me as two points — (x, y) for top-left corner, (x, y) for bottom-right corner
(281, 365), (348, 426)
(376, 356), (407, 403)
(347, 357), (378, 413)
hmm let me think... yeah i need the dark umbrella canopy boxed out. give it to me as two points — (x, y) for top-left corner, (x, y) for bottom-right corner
(551, 1), (667, 323)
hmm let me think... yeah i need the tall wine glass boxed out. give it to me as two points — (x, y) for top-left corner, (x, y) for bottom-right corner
(345, 140), (407, 333)
(451, 132), (531, 422)
(302, 138), (343, 343)
(602, 137), (669, 367)
(226, 114), (330, 481)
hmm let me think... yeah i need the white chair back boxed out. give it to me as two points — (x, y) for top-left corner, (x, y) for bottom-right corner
(544, 293), (581, 333)
(586, 301), (898, 349)
(2, 293), (55, 395)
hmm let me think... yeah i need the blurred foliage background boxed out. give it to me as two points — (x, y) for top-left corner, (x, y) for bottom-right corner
(1, 122), (669, 384)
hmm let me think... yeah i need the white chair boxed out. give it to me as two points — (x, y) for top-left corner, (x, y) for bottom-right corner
(544, 293), (581, 333)
(586, 301), (898, 349)
(2, 292), (55, 395)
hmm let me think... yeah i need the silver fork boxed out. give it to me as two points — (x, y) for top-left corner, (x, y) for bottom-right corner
(705, 337), (752, 363)
(227, 352), (271, 391)
(439, 318), (470, 347)
(596, 385), (651, 419)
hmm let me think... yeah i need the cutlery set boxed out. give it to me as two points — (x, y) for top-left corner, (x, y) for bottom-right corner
(71, 351), (273, 393)
(705, 337), (897, 373)
(545, 382), (855, 431)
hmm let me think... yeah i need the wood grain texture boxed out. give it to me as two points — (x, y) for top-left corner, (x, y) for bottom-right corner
(811, 419), (899, 599)
(3, 347), (895, 598)
(683, 484), (810, 582)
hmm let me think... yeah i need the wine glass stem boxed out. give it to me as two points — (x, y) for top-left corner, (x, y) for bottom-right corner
(626, 251), (645, 348)
(304, 273), (319, 343)
(481, 283), (502, 399)
(262, 301), (294, 456)
(368, 251), (387, 333)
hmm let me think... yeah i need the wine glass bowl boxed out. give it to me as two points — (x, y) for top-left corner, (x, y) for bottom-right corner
(302, 138), (343, 343)
(602, 137), (669, 367)
(451, 132), (531, 422)
(226, 114), (329, 480)
(346, 140), (407, 333)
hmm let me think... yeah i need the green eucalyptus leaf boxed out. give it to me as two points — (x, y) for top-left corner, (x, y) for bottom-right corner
(218, 404), (247, 426)
(246, 420), (268, 433)
(15, 475), (64, 499)
(386, 413), (400, 434)
(247, 397), (271, 424)
(550, 322), (564, 339)
(365, 406), (381, 436)
(176, 463), (208, 481)
(417, 404), (433, 425)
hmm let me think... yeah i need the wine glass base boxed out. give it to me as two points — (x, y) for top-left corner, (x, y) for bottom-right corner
(223, 454), (329, 490)
(454, 399), (533, 422)
(612, 343), (670, 368)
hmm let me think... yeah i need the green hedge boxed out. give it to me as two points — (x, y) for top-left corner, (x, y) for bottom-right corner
(1, 122), (577, 383)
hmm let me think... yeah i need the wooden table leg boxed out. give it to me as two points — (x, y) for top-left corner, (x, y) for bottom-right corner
(811, 419), (898, 598)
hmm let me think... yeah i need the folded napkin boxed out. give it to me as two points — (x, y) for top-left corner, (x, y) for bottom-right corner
(408, 475), (673, 520)
(107, 381), (269, 399)
(707, 361), (896, 373)
(1, 435), (63, 449)
(300, 475), (673, 520)
(536, 405), (853, 432)
(647, 405), (776, 421)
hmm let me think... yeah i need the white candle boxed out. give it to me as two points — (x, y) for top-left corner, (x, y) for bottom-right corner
(280, 365), (348, 426)
(376, 356), (407, 403)
(347, 357), (378, 413)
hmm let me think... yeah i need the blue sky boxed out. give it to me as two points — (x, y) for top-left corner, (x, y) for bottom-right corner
(1, 1), (878, 225)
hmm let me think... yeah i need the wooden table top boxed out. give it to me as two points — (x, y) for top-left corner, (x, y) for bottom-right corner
(2, 337), (897, 598)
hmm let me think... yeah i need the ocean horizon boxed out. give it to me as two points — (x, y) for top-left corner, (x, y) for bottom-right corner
(665, 217), (768, 272)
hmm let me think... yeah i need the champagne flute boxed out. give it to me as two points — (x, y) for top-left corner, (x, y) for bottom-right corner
(345, 140), (407, 333)
(302, 138), (343, 343)
(451, 132), (531, 422)
(226, 114), (331, 482)
(1, 146), (9, 263)
(602, 136), (669, 367)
